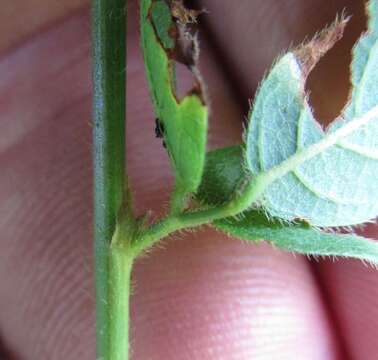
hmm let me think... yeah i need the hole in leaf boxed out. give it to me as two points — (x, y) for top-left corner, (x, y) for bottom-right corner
(173, 61), (198, 100)
(306, 2), (366, 125)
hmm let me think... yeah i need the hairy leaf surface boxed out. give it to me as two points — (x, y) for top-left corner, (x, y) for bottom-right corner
(141, 0), (208, 194)
(216, 211), (378, 265)
(197, 147), (378, 265)
(246, 2), (378, 226)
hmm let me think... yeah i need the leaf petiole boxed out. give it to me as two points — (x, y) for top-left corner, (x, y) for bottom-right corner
(131, 175), (267, 255)
(132, 103), (378, 255)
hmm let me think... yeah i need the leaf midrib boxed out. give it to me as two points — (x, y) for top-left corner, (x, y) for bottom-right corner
(259, 103), (378, 193)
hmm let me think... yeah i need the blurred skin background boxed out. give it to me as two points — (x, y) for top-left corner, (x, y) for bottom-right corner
(1, 0), (377, 359)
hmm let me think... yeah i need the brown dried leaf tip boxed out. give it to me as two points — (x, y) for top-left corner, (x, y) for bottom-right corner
(294, 16), (349, 79)
(164, 0), (208, 104)
(168, 0), (206, 68)
(171, 0), (204, 25)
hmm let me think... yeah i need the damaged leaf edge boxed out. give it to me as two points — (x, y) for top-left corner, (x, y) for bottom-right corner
(147, 0), (208, 105)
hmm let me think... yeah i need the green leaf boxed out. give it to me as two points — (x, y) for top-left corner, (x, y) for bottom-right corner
(140, 0), (208, 196)
(215, 211), (378, 265)
(246, 4), (378, 227)
(197, 147), (378, 265)
(196, 145), (248, 205)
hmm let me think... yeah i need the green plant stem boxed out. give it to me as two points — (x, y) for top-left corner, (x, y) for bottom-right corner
(169, 186), (188, 216)
(92, 0), (130, 359)
(132, 176), (267, 255)
(109, 245), (133, 360)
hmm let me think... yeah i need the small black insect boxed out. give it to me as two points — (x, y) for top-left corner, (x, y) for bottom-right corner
(155, 118), (167, 149)
(154, 118), (165, 138)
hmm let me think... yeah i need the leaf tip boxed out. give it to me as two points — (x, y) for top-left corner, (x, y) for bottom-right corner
(294, 16), (349, 78)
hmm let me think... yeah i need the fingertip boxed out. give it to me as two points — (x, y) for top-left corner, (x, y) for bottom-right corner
(131, 230), (341, 359)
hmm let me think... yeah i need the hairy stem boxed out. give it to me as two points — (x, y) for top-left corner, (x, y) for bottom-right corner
(131, 176), (267, 256)
(92, 0), (130, 358)
(109, 246), (133, 360)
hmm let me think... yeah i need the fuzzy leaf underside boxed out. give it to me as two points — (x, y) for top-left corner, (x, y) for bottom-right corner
(197, 146), (378, 265)
(246, 2), (378, 227)
(216, 211), (378, 265)
(141, 0), (208, 194)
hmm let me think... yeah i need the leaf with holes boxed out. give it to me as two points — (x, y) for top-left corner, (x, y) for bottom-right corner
(196, 146), (378, 265)
(246, 3), (378, 227)
(140, 0), (208, 200)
